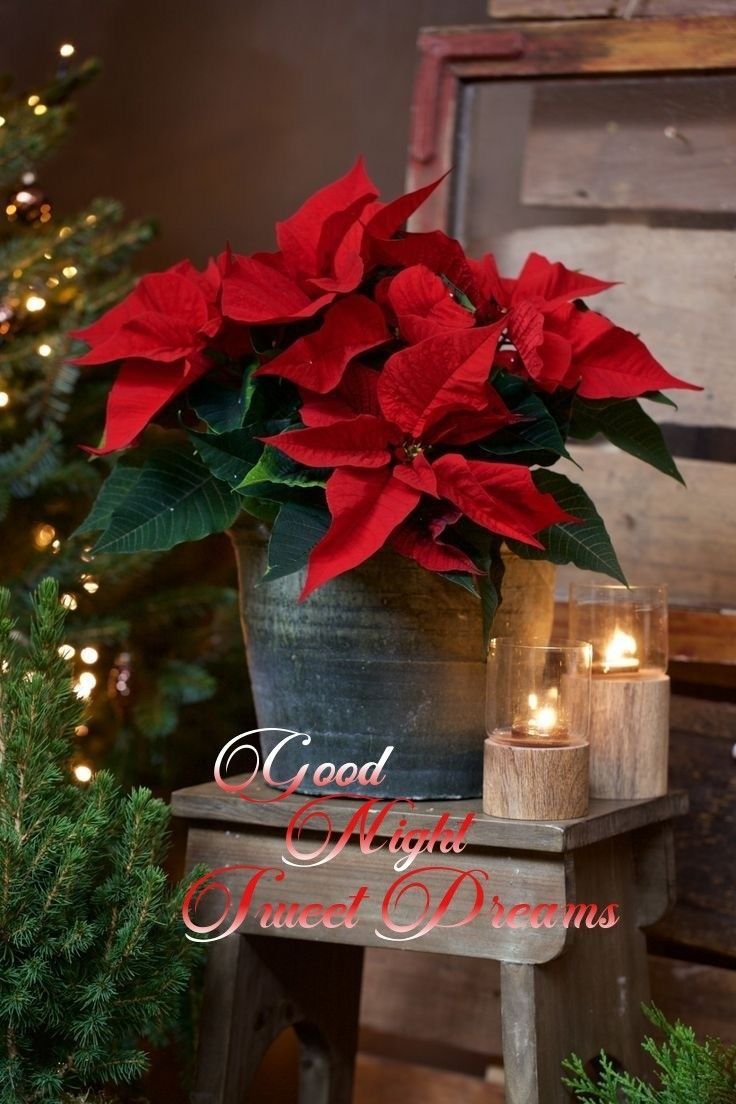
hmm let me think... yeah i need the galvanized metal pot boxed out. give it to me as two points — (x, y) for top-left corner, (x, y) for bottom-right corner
(229, 518), (555, 800)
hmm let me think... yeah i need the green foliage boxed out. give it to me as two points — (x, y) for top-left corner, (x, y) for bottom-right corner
(0, 579), (202, 1104)
(563, 1005), (736, 1103)
(570, 396), (685, 484)
(508, 469), (627, 584)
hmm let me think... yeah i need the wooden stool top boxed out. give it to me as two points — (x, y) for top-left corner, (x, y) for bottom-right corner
(172, 774), (687, 854)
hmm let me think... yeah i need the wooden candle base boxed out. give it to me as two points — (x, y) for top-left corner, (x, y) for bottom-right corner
(483, 736), (589, 820)
(589, 672), (670, 799)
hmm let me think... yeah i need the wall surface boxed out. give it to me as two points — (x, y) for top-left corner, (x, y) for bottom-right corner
(1, 0), (487, 267)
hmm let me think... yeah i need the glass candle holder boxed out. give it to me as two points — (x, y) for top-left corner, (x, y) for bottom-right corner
(568, 584), (668, 677)
(486, 639), (592, 749)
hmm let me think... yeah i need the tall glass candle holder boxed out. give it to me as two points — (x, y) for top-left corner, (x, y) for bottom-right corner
(569, 584), (670, 799)
(484, 640), (592, 821)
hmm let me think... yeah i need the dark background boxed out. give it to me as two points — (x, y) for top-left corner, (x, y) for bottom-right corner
(2, 0), (487, 268)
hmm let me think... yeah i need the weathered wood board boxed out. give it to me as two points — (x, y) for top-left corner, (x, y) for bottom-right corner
(487, 1), (736, 17)
(652, 695), (736, 958)
(492, 225), (736, 428)
(520, 76), (736, 213)
(360, 950), (736, 1054)
(552, 451), (736, 608)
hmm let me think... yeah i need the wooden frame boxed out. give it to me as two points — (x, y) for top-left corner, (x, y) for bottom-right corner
(407, 18), (736, 233)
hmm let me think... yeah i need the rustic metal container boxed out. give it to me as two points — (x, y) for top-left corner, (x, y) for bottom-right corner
(230, 519), (555, 799)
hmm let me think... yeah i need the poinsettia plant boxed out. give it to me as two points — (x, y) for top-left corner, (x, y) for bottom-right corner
(74, 160), (698, 631)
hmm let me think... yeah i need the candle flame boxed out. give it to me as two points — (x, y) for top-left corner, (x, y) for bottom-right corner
(602, 628), (639, 673)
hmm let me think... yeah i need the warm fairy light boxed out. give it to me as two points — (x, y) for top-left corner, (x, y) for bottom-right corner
(85, 214), (97, 226)
(82, 579), (99, 594)
(33, 522), (56, 548)
(75, 724), (89, 737)
(600, 628), (639, 675)
(6, 205), (17, 217)
(51, 538), (62, 554)
(58, 644), (76, 660)
(12, 268), (23, 279)
(59, 43), (76, 58)
(0, 116), (5, 127)
(80, 646), (99, 665)
(0, 392), (9, 408)
(74, 671), (97, 699)
(62, 265), (78, 278)
(61, 593), (78, 611)
(25, 295), (47, 312)
(38, 343), (52, 357)
(58, 226), (72, 239)
(27, 94), (40, 107)
(73, 764), (93, 783)
(46, 276), (60, 288)
(33, 104), (48, 116)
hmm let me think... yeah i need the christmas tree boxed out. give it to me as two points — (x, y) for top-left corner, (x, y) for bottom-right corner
(0, 577), (202, 1103)
(0, 45), (247, 789)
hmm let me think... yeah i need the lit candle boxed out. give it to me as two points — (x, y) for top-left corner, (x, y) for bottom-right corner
(594, 627), (640, 676)
(508, 691), (570, 746)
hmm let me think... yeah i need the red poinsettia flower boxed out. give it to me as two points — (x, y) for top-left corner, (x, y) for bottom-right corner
(253, 294), (390, 393)
(262, 324), (574, 598)
(385, 265), (475, 344)
(473, 251), (700, 399)
(221, 159), (379, 326)
(73, 264), (225, 454)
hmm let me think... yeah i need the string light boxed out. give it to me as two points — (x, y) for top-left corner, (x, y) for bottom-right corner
(62, 265), (78, 278)
(82, 579), (99, 594)
(27, 94), (40, 107)
(60, 593), (78, 611)
(0, 116), (5, 128)
(33, 104), (48, 117)
(51, 539), (62, 554)
(46, 276), (59, 288)
(58, 226), (72, 239)
(58, 644), (76, 660)
(59, 43), (76, 58)
(80, 646), (99, 665)
(25, 294), (47, 312)
(73, 764), (93, 783)
(0, 392), (9, 408)
(33, 522), (56, 548)
(74, 724), (89, 737)
(38, 343), (52, 357)
(74, 671), (97, 699)
(12, 268), (23, 279)
(85, 214), (97, 226)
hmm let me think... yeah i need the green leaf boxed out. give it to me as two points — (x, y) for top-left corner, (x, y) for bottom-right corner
(507, 469), (627, 584)
(486, 373), (577, 464)
(238, 444), (327, 492)
(571, 398), (684, 483)
(187, 427), (262, 487)
(73, 465), (143, 536)
(642, 390), (678, 410)
(438, 571), (479, 598)
(189, 373), (255, 432)
(264, 502), (331, 582)
(91, 449), (239, 554)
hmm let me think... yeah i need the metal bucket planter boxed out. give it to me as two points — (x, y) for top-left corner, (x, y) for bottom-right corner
(230, 519), (555, 799)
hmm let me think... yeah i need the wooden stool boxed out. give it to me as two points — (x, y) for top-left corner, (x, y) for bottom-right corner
(172, 777), (686, 1104)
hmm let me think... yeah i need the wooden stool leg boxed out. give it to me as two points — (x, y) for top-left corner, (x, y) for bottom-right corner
(192, 935), (363, 1104)
(500, 836), (654, 1104)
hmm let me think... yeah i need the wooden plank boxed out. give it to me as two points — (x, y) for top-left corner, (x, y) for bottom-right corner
(520, 76), (736, 212)
(651, 696), (736, 958)
(360, 952), (736, 1059)
(650, 956), (736, 1044)
(488, 1), (736, 17)
(550, 452), (736, 608)
(361, 950), (503, 1057)
(356, 1054), (502, 1104)
(185, 825), (569, 963)
(492, 226), (736, 429)
(172, 773), (687, 853)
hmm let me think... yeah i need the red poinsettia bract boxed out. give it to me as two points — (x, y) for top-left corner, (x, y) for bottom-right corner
(263, 324), (575, 598)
